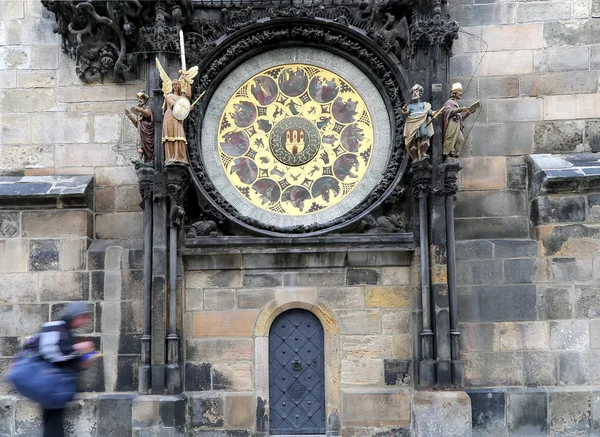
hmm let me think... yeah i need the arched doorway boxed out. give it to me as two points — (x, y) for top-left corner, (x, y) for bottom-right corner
(269, 309), (326, 435)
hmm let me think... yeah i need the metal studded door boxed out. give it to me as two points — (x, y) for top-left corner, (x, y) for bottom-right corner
(269, 309), (325, 435)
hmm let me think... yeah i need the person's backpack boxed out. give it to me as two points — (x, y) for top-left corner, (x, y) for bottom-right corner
(5, 331), (78, 410)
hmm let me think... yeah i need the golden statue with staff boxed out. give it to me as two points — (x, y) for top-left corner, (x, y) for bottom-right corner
(155, 30), (204, 165)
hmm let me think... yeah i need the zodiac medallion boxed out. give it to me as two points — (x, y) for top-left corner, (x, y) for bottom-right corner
(217, 63), (374, 216)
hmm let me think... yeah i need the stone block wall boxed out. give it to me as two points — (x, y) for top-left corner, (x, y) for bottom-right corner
(0, 0), (144, 239)
(449, 0), (600, 240)
(182, 251), (414, 436)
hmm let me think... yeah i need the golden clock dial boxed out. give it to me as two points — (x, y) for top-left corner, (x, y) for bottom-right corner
(217, 64), (374, 216)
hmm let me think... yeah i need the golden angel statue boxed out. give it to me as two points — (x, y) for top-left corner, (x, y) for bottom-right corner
(156, 58), (199, 164)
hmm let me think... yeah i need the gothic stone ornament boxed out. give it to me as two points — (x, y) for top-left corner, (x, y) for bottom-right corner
(215, 63), (374, 217)
(186, 17), (411, 236)
(410, 12), (459, 56)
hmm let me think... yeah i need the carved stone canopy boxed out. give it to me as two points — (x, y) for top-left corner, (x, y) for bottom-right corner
(42, 0), (459, 237)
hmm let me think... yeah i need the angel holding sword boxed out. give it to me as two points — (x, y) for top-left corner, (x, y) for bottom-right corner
(156, 58), (199, 164)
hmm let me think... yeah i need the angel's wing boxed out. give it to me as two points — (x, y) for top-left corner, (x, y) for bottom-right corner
(180, 65), (198, 84)
(156, 58), (172, 95)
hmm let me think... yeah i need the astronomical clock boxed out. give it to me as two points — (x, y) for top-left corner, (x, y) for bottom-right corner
(197, 46), (405, 236)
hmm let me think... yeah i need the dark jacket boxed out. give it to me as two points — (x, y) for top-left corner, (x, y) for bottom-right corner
(38, 320), (79, 370)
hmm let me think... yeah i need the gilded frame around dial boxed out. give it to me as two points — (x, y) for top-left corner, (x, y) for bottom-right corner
(201, 48), (392, 228)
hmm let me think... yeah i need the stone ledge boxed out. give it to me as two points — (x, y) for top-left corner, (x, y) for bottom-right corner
(529, 153), (600, 196)
(0, 176), (93, 209)
(183, 234), (414, 269)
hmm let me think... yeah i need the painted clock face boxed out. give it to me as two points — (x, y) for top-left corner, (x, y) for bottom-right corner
(201, 48), (391, 229)
(216, 64), (374, 216)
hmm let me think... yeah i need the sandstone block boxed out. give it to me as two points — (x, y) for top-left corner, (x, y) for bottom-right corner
(17, 70), (56, 88)
(380, 267), (410, 286)
(31, 113), (91, 144)
(23, 210), (91, 238)
(413, 391), (471, 437)
(546, 46), (590, 72)
(0, 21), (22, 45)
(346, 268), (380, 285)
(0, 145), (55, 170)
(365, 286), (409, 308)
(187, 338), (253, 362)
(460, 157), (506, 191)
(0, 88), (56, 113)
(0, 239), (27, 273)
(0, 71), (17, 88)
(532, 72), (599, 98)
(30, 45), (58, 70)
(524, 351), (558, 386)
(507, 388), (548, 435)
(212, 362), (253, 390)
(550, 320), (590, 350)
(548, 388), (591, 435)
(282, 270), (345, 287)
(341, 335), (394, 359)
(187, 271), (242, 289)
(459, 322), (499, 352)
(551, 257), (593, 282)
(544, 19), (600, 47)
(574, 285), (600, 318)
(236, 288), (274, 310)
(275, 287), (318, 306)
(482, 23), (543, 51)
(487, 98), (542, 123)
(0, 304), (49, 335)
(95, 187), (115, 212)
(95, 212), (143, 239)
(463, 352), (525, 386)
(94, 166), (138, 186)
(455, 241), (494, 260)
(0, 273), (38, 302)
(471, 123), (533, 156)
(0, 1), (24, 18)
(456, 259), (503, 286)
(545, 94), (600, 120)
(478, 76), (519, 99)
(497, 321), (549, 351)
(457, 191), (525, 219)
(381, 310), (410, 334)
(533, 121), (585, 153)
(39, 271), (89, 301)
(341, 359), (383, 385)
(185, 288), (202, 311)
(456, 217), (529, 240)
(342, 389), (409, 426)
(451, 4), (515, 27)
(187, 395), (224, 428)
(516, 2), (571, 22)
(503, 258), (543, 284)
(468, 389), (506, 437)
(242, 271), (283, 287)
(93, 114), (122, 143)
(193, 311), (259, 337)
(480, 51), (534, 77)
(492, 239), (537, 258)
(538, 285), (573, 320)
(317, 286), (364, 309)
(55, 144), (116, 168)
(224, 394), (254, 428)
(29, 239), (59, 271)
(60, 238), (86, 271)
(392, 334), (411, 359)
(58, 85), (127, 103)
(203, 289), (236, 311)
(115, 185), (142, 212)
(574, 0), (591, 17)
(336, 310), (381, 334)
(0, 47), (30, 70)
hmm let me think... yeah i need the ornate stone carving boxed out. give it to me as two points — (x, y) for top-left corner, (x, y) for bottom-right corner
(410, 12), (459, 56)
(42, 1), (415, 84)
(135, 163), (154, 209)
(409, 158), (432, 198)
